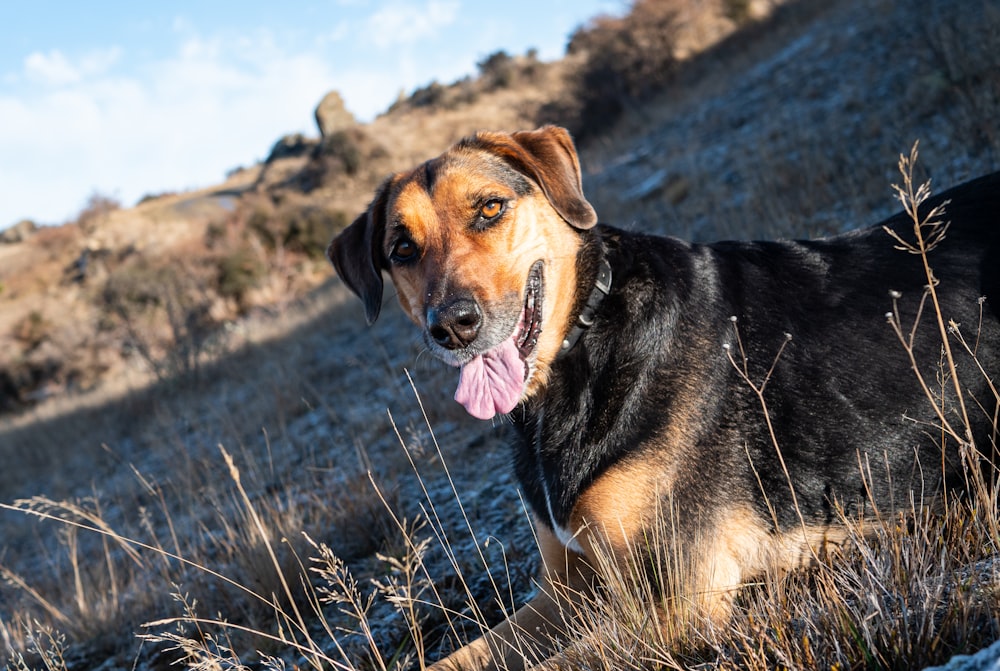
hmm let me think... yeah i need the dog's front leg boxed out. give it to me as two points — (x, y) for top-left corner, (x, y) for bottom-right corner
(429, 525), (597, 671)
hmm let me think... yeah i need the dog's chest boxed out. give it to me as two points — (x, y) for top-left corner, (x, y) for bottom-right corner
(529, 408), (586, 554)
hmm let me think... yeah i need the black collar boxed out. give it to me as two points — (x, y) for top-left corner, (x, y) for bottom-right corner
(558, 251), (612, 355)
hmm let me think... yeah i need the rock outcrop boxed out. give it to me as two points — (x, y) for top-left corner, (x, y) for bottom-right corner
(314, 90), (356, 139)
(1, 219), (37, 244)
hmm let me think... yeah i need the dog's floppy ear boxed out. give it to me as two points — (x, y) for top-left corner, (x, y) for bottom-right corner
(485, 125), (598, 230)
(327, 179), (391, 324)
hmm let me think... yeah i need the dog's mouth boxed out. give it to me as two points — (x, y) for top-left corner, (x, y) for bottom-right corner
(453, 261), (544, 420)
(515, 260), (544, 364)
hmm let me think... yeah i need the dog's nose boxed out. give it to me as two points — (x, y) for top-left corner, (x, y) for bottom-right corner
(427, 298), (482, 350)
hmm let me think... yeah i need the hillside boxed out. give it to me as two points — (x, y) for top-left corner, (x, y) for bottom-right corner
(2, 0), (999, 669)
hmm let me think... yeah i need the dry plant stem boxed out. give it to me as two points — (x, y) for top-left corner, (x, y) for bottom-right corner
(4, 625), (68, 671)
(888, 143), (973, 447)
(743, 442), (782, 533)
(950, 322), (1000, 455)
(886, 293), (961, 482)
(0, 501), (291, 640)
(403, 370), (507, 604)
(725, 319), (818, 562)
(1, 495), (361, 669)
(154, 614), (334, 665)
(395, 371), (518, 627)
(0, 568), (73, 628)
(127, 460), (184, 565)
(385, 407), (491, 652)
(217, 445), (325, 669)
(303, 533), (392, 670)
(1, 495), (147, 635)
(367, 475), (431, 670)
(393, 372), (566, 667)
(854, 451), (887, 529)
(886, 146), (1000, 528)
(11, 497), (143, 566)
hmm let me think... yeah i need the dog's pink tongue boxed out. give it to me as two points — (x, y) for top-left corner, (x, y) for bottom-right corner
(454, 337), (524, 420)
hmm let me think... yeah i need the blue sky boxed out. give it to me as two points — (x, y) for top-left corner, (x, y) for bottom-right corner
(0, 1), (619, 228)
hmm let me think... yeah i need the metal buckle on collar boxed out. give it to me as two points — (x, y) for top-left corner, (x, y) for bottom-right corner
(559, 253), (612, 354)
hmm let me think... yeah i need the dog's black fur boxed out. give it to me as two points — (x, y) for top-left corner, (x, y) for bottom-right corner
(522, 172), (1000, 542)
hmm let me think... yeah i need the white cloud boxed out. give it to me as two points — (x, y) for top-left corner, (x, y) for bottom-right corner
(366, 0), (460, 48)
(23, 47), (122, 87)
(320, 19), (352, 45)
(0, 30), (339, 226)
(79, 47), (123, 78)
(24, 50), (80, 86)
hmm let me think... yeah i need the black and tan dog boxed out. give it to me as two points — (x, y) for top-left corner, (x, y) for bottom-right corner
(328, 125), (1000, 670)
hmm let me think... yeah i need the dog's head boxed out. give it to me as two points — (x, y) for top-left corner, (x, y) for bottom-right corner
(328, 125), (597, 419)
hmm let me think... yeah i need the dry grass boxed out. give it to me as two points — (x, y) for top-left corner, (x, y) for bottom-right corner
(0, 281), (443, 666)
(0, 216), (525, 663)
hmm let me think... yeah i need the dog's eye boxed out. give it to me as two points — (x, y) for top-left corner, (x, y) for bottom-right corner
(479, 199), (504, 220)
(390, 237), (418, 263)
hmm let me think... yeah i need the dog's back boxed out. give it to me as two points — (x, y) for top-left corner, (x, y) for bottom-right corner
(612, 172), (999, 528)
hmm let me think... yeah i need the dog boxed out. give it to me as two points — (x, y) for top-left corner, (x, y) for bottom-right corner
(328, 125), (1000, 670)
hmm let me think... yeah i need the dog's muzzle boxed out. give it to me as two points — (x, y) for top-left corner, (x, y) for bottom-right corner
(427, 298), (483, 350)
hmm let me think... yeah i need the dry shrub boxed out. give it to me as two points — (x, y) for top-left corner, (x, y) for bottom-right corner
(477, 51), (516, 90)
(404, 80), (454, 109)
(304, 127), (388, 190)
(216, 245), (268, 308)
(320, 130), (365, 176)
(477, 49), (541, 91)
(567, 0), (681, 139)
(265, 133), (314, 163)
(385, 48), (543, 120)
(215, 194), (347, 310)
(100, 257), (220, 382)
(244, 200), (342, 261)
(561, 0), (780, 141)
(12, 310), (51, 352)
(0, 358), (64, 412)
(24, 222), (83, 264)
(92, 192), (345, 383)
(74, 192), (120, 233)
